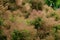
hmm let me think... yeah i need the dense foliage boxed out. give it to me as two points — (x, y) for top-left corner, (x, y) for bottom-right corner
(45, 0), (60, 9)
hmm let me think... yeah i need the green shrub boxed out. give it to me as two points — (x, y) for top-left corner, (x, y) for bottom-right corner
(48, 12), (60, 21)
(11, 30), (31, 40)
(30, 17), (42, 29)
(56, 0), (60, 8)
(52, 25), (60, 40)
(0, 17), (4, 26)
(50, 12), (56, 17)
(0, 30), (3, 34)
(45, 0), (60, 9)
(55, 16), (60, 21)
(0, 29), (7, 40)
(46, 12), (57, 18)
(23, 11), (30, 19)
(8, 3), (19, 11)
(9, 15), (15, 22)
(9, 0), (15, 3)
(0, 35), (7, 40)
(51, 13), (60, 21)
(29, 0), (43, 10)
(53, 25), (60, 30)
